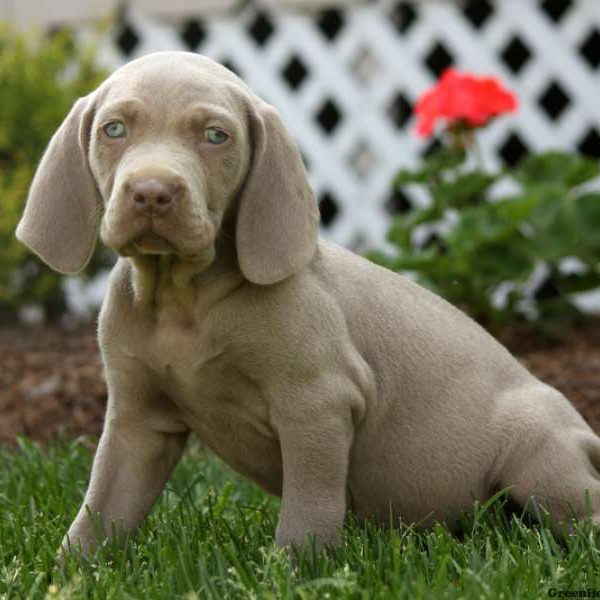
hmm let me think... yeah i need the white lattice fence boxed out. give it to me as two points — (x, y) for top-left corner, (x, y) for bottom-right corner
(77, 0), (600, 254)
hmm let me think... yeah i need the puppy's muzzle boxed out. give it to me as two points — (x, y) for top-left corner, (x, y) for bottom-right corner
(126, 176), (186, 216)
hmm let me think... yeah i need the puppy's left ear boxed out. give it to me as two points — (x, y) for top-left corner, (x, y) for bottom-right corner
(16, 93), (100, 275)
(236, 99), (319, 285)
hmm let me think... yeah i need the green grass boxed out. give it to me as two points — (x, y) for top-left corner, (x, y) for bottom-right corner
(1, 439), (599, 599)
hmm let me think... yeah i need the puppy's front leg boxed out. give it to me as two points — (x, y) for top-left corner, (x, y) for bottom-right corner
(61, 376), (189, 557)
(275, 413), (353, 552)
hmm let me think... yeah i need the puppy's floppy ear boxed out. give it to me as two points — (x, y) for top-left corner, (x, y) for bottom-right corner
(236, 99), (319, 285)
(16, 93), (101, 275)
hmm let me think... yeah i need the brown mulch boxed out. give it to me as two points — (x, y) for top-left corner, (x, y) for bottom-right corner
(0, 326), (105, 444)
(1, 322), (599, 444)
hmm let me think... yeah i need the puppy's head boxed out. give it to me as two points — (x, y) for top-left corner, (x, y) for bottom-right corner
(17, 52), (319, 285)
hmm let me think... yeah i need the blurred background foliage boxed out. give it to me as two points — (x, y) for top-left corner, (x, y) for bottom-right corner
(371, 148), (600, 334)
(0, 26), (108, 321)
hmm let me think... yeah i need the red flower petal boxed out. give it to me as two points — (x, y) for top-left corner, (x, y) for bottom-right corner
(414, 69), (518, 137)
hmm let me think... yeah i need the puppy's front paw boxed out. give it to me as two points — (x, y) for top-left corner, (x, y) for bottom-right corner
(275, 518), (342, 553)
(56, 517), (109, 564)
(55, 534), (89, 566)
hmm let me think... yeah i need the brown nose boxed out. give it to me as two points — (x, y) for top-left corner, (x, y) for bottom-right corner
(129, 178), (183, 215)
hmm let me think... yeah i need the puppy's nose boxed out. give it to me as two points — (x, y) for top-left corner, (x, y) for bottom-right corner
(129, 178), (182, 215)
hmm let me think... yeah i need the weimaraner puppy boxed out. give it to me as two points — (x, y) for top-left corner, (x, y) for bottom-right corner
(17, 51), (600, 555)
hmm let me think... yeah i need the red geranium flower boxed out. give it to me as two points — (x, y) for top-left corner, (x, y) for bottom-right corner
(414, 69), (518, 137)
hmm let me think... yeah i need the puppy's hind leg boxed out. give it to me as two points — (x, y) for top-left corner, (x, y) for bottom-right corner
(498, 416), (600, 535)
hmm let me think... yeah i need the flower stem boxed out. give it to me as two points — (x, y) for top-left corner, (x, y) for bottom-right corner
(472, 135), (485, 172)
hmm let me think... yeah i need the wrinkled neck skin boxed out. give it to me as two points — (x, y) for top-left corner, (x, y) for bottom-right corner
(127, 219), (244, 319)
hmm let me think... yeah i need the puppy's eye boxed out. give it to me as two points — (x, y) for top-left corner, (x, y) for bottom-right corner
(205, 127), (229, 145)
(103, 121), (126, 138)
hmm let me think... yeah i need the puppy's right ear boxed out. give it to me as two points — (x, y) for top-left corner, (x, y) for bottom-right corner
(16, 93), (101, 274)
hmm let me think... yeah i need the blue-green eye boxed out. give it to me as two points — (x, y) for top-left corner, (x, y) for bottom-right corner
(103, 121), (126, 138)
(205, 127), (229, 145)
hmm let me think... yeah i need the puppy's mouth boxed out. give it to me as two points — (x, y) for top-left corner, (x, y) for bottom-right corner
(102, 210), (216, 261)
(133, 231), (174, 255)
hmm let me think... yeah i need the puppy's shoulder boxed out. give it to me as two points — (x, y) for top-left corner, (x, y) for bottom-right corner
(216, 244), (357, 361)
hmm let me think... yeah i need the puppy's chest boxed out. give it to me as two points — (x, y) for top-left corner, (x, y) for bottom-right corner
(150, 318), (216, 380)
(148, 319), (262, 418)
(146, 318), (281, 487)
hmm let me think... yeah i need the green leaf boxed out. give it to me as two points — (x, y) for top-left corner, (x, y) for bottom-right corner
(386, 206), (445, 249)
(394, 147), (467, 187)
(555, 271), (600, 293)
(525, 190), (600, 262)
(514, 151), (600, 188)
(395, 168), (431, 185)
(365, 250), (396, 269)
(433, 171), (498, 209)
(393, 248), (439, 272)
(426, 146), (467, 172)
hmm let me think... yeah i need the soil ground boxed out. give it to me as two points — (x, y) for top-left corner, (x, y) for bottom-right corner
(1, 322), (599, 444)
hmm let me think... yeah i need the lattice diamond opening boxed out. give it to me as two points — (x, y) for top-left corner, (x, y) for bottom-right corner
(222, 59), (242, 78)
(538, 81), (571, 121)
(115, 23), (139, 55)
(387, 91), (413, 130)
(423, 138), (443, 159)
(534, 277), (561, 301)
(319, 192), (340, 227)
(500, 35), (532, 74)
(498, 132), (529, 167)
(315, 99), (343, 136)
(386, 188), (414, 215)
(248, 12), (274, 47)
(540, 0), (573, 23)
(462, 0), (494, 29)
(282, 55), (309, 90)
(181, 20), (206, 51)
(316, 9), (345, 42)
(424, 42), (454, 77)
(389, 2), (418, 35)
(578, 128), (600, 159)
(579, 29), (600, 69)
